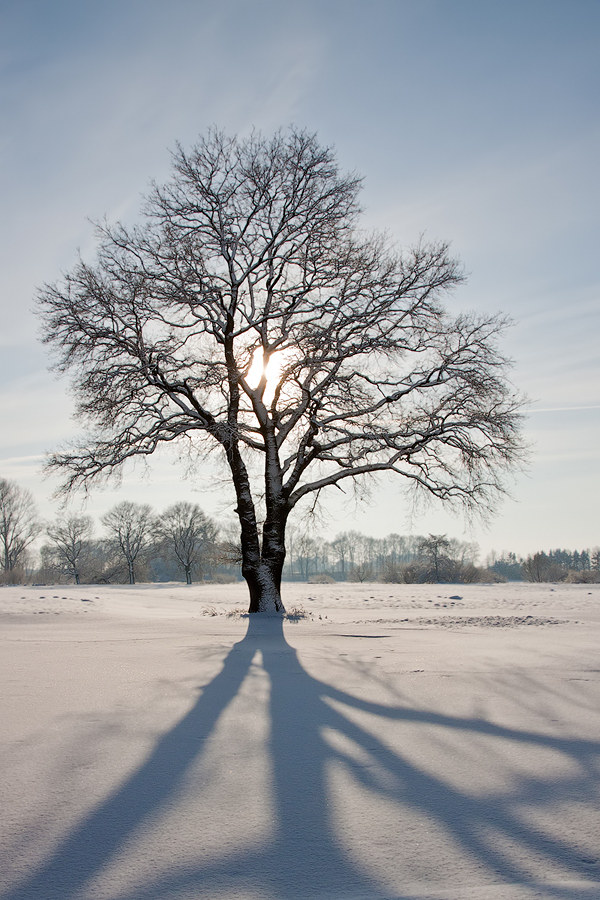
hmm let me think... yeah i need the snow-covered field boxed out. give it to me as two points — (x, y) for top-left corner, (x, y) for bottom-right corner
(1, 581), (599, 900)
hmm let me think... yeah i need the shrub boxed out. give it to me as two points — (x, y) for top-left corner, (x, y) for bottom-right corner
(522, 553), (565, 583)
(460, 564), (506, 583)
(0, 568), (29, 585)
(378, 560), (504, 584)
(564, 570), (600, 584)
(401, 562), (425, 583)
(378, 562), (405, 583)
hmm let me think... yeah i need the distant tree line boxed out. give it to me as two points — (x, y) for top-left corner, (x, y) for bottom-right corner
(284, 530), (486, 583)
(1, 477), (598, 585)
(0, 478), (234, 585)
(490, 549), (600, 583)
(291, 537), (600, 584)
(285, 530), (501, 584)
(38, 502), (231, 585)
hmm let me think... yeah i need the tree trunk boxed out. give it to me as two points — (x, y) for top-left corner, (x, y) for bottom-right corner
(243, 560), (285, 614)
(226, 437), (286, 614)
(250, 425), (288, 614)
(225, 441), (285, 613)
(251, 515), (287, 614)
(239, 511), (287, 614)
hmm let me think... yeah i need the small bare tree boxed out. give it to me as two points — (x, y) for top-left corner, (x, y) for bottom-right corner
(331, 532), (354, 580)
(101, 501), (153, 584)
(38, 128), (526, 613)
(348, 561), (374, 583)
(0, 478), (41, 577)
(46, 514), (94, 584)
(154, 502), (218, 584)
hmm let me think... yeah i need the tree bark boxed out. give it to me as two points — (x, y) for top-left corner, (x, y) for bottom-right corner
(255, 422), (288, 613)
(225, 435), (286, 614)
(221, 313), (287, 613)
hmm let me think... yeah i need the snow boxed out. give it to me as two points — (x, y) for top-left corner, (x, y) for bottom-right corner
(1, 581), (600, 899)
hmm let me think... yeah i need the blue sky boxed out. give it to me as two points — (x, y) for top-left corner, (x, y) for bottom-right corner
(1, 0), (598, 557)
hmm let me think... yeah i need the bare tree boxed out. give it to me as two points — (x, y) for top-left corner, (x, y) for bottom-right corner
(101, 502), (153, 584)
(37, 128), (526, 613)
(331, 532), (354, 580)
(294, 532), (320, 581)
(347, 561), (374, 583)
(46, 514), (94, 584)
(416, 534), (450, 582)
(154, 502), (218, 584)
(416, 533), (480, 582)
(0, 478), (41, 576)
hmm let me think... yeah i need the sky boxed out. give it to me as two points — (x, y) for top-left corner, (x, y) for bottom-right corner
(0, 0), (598, 559)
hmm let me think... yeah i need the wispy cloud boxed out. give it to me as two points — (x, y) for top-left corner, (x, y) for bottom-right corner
(0, 454), (45, 465)
(527, 405), (600, 413)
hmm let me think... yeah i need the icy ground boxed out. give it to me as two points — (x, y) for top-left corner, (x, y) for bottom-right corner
(1, 581), (600, 900)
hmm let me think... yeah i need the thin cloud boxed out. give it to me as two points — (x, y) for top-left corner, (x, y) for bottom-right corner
(0, 454), (46, 465)
(527, 405), (600, 413)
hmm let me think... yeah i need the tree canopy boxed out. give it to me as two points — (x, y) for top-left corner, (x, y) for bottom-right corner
(38, 128), (526, 612)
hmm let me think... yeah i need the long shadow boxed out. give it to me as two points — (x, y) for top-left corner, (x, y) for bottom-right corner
(2, 616), (600, 899)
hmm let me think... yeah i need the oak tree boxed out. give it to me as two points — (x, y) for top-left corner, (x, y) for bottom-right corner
(38, 128), (525, 613)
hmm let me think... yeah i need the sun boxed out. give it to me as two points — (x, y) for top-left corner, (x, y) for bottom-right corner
(246, 347), (292, 403)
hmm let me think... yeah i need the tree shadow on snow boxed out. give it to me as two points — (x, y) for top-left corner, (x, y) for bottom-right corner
(3, 616), (600, 900)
